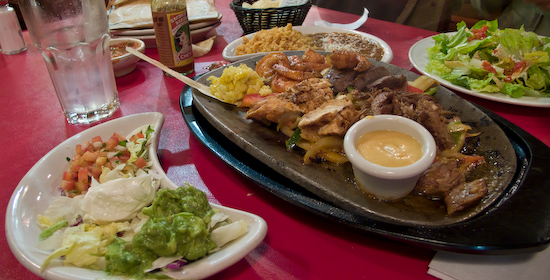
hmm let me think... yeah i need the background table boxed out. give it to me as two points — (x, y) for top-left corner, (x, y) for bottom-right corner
(1, 1), (549, 279)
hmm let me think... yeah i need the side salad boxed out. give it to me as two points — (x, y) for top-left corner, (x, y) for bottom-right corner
(426, 19), (550, 98)
(37, 127), (249, 279)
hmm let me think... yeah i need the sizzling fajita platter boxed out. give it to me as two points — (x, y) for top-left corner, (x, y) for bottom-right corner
(180, 51), (550, 253)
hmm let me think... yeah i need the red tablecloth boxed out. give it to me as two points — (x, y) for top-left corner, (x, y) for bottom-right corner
(1, 1), (549, 279)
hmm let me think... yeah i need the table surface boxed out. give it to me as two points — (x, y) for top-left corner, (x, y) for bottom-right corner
(1, 1), (549, 279)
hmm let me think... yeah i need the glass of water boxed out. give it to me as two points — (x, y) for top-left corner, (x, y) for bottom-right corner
(19, 0), (119, 125)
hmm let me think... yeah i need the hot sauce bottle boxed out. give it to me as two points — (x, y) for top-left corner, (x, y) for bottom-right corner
(151, 0), (194, 75)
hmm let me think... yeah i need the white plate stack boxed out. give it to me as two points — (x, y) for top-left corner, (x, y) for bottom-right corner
(108, 0), (221, 48)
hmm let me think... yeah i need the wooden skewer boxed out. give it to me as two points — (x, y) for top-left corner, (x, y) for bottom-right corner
(125, 47), (212, 97)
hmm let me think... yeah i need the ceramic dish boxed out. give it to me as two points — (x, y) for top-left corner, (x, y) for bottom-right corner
(409, 33), (550, 108)
(110, 37), (146, 77)
(222, 26), (393, 63)
(6, 112), (267, 280)
(180, 54), (550, 253)
(184, 51), (517, 227)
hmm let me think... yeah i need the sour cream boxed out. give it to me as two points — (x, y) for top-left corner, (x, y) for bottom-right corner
(81, 174), (160, 225)
(356, 130), (422, 167)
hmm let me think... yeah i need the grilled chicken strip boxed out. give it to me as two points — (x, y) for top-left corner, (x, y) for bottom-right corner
(245, 78), (334, 127)
(298, 95), (357, 142)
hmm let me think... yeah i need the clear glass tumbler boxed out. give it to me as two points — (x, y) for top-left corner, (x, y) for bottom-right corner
(18, 0), (119, 125)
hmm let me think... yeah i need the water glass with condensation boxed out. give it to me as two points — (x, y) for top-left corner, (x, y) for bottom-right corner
(18, 0), (119, 125)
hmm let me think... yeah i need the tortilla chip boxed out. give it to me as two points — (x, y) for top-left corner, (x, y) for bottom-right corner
(193, 36), (216, 57)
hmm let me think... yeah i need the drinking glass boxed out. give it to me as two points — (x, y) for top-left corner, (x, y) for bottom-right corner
(19, 0), (119, 124)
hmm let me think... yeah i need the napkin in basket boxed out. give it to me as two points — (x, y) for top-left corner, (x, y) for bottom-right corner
(428, 245), (550, 280)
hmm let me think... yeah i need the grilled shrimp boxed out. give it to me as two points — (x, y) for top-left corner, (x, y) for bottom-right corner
(256, 52), (291, 78)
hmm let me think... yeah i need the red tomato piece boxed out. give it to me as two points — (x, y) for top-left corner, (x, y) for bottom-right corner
(482, 61), (498, 74)
(61, 180), (75, 191)
(112, 132), (126, 141)
(75, 144), (83, 156)
(77, 167), (88, 184)
(91, 136), (103, 143)
(105, 136), (119, 150)
(135, 157), (147, 169)
(62, 171), (73, 181)
(130, 132), (145, 141)
(407, 84), (424, 94)
(239, 93), (266, 108)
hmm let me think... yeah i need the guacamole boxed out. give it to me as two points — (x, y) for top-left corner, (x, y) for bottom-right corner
(105, 184), (217, 278)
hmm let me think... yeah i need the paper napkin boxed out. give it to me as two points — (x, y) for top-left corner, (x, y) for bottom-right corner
(428, 245), (550, 280)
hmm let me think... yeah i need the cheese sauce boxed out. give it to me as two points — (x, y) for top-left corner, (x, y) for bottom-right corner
(357, 130), (422, 167)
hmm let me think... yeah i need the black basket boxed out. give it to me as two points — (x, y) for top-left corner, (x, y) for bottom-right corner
(230, 0), (312, 34)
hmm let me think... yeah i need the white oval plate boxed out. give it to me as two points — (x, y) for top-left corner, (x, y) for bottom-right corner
(5, 112), (267, 280)
(409, 33), (550, 108)
(222, 25), (393, 63)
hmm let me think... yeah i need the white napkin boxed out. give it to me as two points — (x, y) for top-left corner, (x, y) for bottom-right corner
(428, 245), (550, 280)
(314, 8), (369, 30)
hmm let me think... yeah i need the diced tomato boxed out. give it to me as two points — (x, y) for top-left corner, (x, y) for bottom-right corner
(75, 144), (83, 156)
(135, 157), (148, 169)
(90, 165), (102, 178)
(130, 132), (145, 141)
(61, 180), (75, 191)
(72, 164), (81, 172)
(62, 171), (73, 181)
(77, 167), (88, 184)
(91, 136), (103, 143)
(482, 61), (497, 74)
(239, 93), (266, 108)
(109, 156), (120, 165)
(119, 151), (131, 162)
(112, 132), (126, 141)
(406, 84), (424, 94)
(105, 136), (119, 150)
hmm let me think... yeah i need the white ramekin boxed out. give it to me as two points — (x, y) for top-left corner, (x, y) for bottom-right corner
(343, 115), (437, 201)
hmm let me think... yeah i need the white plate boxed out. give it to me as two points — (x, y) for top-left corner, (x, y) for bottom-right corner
(110, 13), (221, 36)
(222, 25), (393, 63)
(5, 112), (268, 280)
(112, 22), (220, 48)
(409, 33), (550, 108)
(110, 28), (155, 36)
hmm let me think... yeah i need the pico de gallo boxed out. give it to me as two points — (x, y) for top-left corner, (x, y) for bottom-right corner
(61, 126), (154, 197)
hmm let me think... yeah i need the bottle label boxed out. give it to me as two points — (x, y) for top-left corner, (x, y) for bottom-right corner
(153, 10), (193, 68)
(167, 11), (193, 66)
